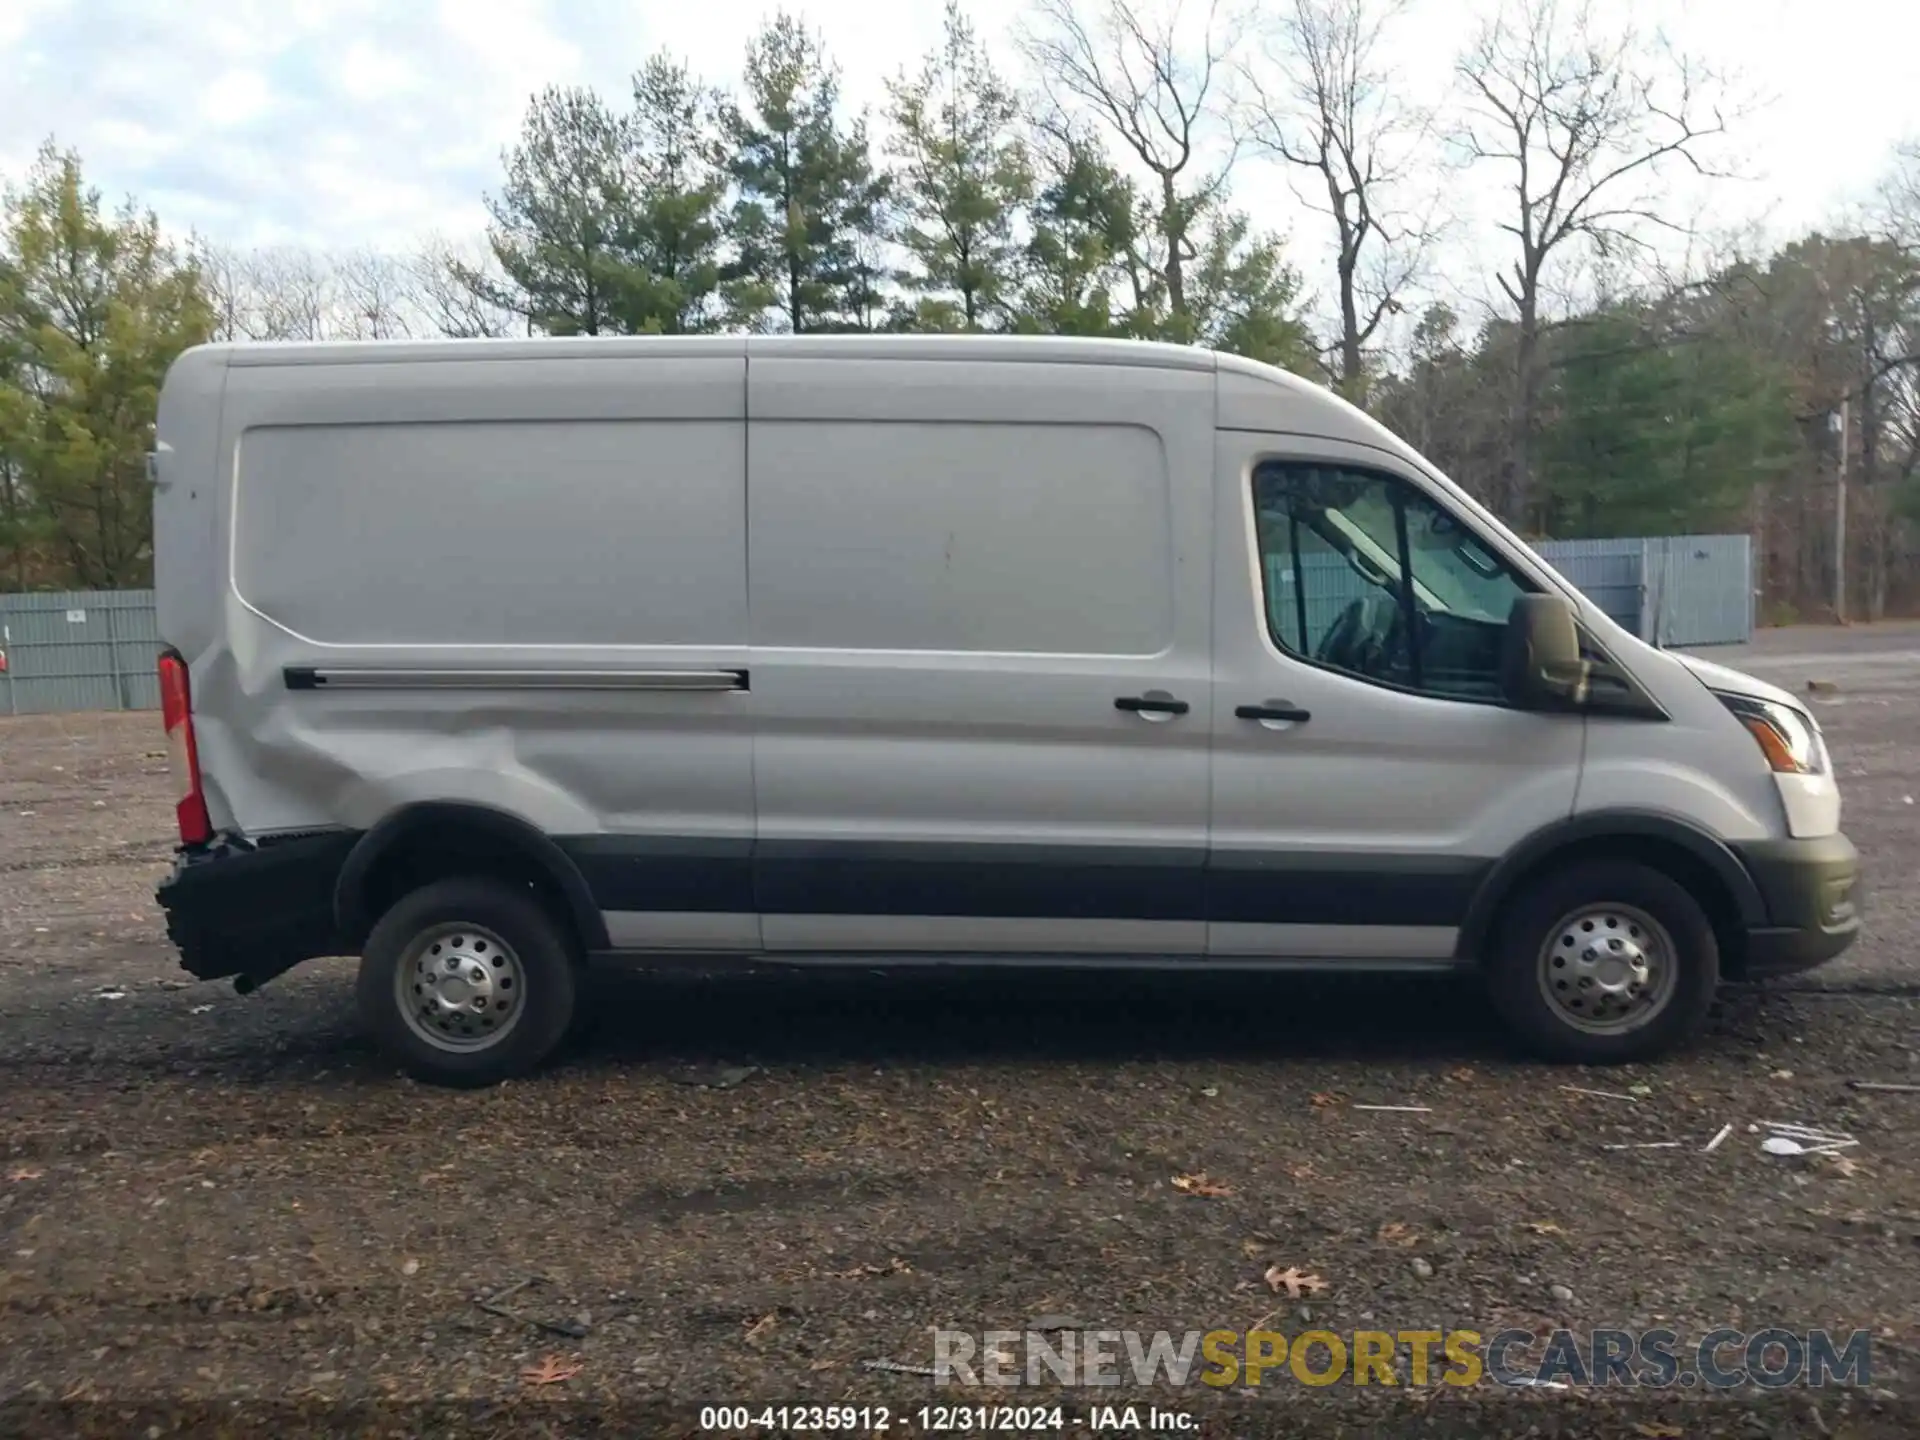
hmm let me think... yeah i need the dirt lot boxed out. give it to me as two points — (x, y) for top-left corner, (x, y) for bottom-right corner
(3, 627), (1919, 1438)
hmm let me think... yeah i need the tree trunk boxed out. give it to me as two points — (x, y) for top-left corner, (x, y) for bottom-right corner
(1160, 175), (1186, 321)
(1511, 298), (1540, 532)
(1338, 253), (1362, 400)
(2, 462), (22, 590)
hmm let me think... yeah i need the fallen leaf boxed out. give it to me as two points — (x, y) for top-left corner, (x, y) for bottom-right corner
(834, 1258), (913, 1278)
(809, 1358), (837, 1372)
(1289, 1163), (1316, 1180)
(1526, 1221), (1565, 1236)
(1825, 1154), (1861, 1178)
(5, 1168), (43, 1182)
(1265, 1265), (1328, 1299)
(1447, 1066), (1476, 1083)
(1310, 1092), (1338, 1108)
(520, 1355), (583, 1387)
(1376, 1222), (1419, 1247)
(1171, 1173), (1234, 1198)
(1240, 1239), (1265, 1259)
(744, 1312), (777, 1343)
(1632, 1425), (1683, 1438)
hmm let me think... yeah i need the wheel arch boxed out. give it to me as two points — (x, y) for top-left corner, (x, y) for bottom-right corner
(1457, 810), (1765, 973)
(334, 802), (609, 953)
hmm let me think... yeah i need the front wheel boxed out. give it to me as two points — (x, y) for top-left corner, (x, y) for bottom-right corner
(1485, 860), (1720, 1063)
(356, 877), (579, 1087)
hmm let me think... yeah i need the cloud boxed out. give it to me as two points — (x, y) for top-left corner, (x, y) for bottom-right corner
(0, 0), (1913, 262)
(0, 0), (577, 248)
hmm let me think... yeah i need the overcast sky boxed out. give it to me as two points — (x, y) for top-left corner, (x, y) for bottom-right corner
(2, 0), (1914, 287)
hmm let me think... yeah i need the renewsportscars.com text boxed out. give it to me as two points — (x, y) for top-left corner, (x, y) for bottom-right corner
(931, 1326), (1874, 1389)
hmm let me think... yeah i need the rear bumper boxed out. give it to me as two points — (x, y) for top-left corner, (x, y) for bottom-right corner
(1731, 831), (1862, 977)
(156, 831), (356, 983)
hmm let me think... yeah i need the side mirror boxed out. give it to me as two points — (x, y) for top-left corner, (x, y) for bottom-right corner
(1502, 593), (1591, 710)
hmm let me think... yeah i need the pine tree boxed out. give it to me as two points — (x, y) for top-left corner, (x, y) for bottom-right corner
(468, 86), (634, 336)
(626, 57), (728, 333)
(1540, 305), (1796, 536)
(725, 13), (890, 332)
(886, 1), (1032, 331)
(1014, 135), (1137, 337)
(1178, 210), (1318, 374)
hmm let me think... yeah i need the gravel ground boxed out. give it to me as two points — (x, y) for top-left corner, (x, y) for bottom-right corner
(2, 629), (1918, 1438)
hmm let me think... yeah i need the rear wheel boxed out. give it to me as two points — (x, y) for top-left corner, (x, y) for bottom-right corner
(1485, 860), (1719, 1063)
(356, 877), (578, 1087)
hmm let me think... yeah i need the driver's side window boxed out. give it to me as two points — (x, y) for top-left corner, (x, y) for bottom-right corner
(1252, 461), (1530, 703)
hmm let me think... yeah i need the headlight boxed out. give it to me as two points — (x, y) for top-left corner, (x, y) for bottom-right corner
(1718, 693), (1828, 776)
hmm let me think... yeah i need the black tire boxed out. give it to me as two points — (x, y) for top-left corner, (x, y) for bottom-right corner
(356, 877), (579, 1088)
(1485, 859), (1719, 1064)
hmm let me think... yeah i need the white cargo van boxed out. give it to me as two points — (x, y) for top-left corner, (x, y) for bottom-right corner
(150, 335), (1859, 1085)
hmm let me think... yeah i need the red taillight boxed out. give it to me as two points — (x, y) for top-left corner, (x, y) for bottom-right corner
(158, 651), (213, 846)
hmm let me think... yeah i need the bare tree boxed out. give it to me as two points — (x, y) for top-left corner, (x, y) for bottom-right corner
(1020, 0), (1241, 329)
(409, 237), (523, 338)
(1880, 140), (1920, 252)
(1454, 0), (1731, 526)
(1241, 0), (1433, 402)
(333, 251), (417, 339)
(194, 239), (525, 342)
(191, 240), (255, 342)
(247, 247), (339, 340)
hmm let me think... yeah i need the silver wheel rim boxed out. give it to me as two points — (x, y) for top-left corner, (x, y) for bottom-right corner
(395, 922), (526, 1053)
(1535, 902), (1678, 1035)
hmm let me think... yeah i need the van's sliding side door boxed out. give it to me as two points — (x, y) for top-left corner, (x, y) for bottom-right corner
(745, 350), (1218, 958)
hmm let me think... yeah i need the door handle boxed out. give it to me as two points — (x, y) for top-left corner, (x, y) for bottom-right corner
(1115, 694), (1190, 716)
(1235, 702), (1312, 724)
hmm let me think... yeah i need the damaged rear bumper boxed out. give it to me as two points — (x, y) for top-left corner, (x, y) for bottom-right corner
(156, 831), (356, 986)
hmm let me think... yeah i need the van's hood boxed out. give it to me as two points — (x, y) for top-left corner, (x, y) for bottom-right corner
(1671, 651), (1802, 710)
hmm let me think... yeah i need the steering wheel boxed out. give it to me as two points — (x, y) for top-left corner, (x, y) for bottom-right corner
(1315, 598), (1368, 668)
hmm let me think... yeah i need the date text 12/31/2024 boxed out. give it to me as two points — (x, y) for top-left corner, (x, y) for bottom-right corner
(698, 1405), (1195, 1431)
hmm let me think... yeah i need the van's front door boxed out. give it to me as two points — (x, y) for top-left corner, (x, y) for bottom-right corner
(1206, 433), (1585, 963)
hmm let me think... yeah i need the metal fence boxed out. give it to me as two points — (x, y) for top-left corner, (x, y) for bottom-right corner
(1265, 534), (1752, 654)
(1, 536), (1751, 716)
(1637, 534), (1755, 648)
(0, 589), (162, 716)
(1538, 539), (1644, 635)
(1539, 534), (1754, 647)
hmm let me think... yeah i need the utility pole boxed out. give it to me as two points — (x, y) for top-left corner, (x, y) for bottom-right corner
(1834, 397), (1849, 624)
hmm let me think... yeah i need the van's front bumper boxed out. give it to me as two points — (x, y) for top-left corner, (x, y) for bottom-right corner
(156, 832), (355, 985)
(1731, 832), (1862, 976)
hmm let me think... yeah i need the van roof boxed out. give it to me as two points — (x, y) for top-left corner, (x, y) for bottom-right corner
(209, 332), (1222, 371)
(189, 330), (1421, 479)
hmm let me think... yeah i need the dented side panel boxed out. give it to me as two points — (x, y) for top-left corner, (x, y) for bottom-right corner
(154, 349), (753, 860)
